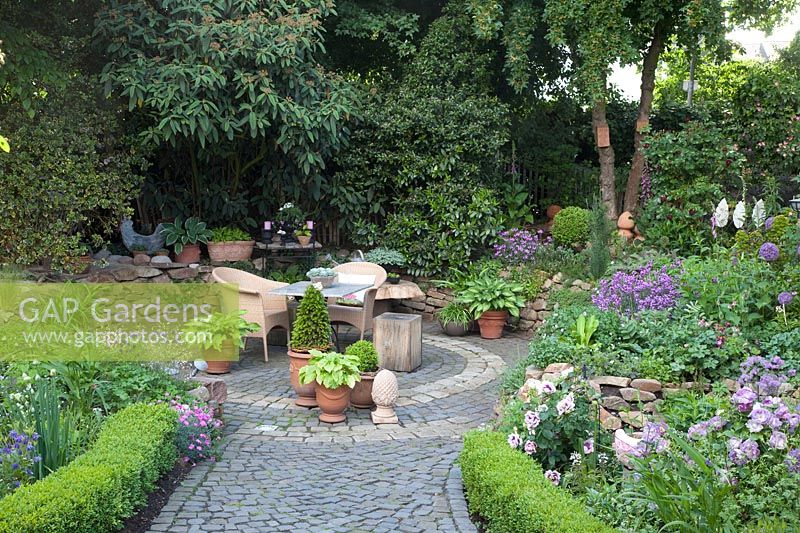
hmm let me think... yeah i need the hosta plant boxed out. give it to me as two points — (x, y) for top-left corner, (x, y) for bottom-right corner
(160, 216), (213, 255)
(183, 310), (260, 351)
(458, 276), (526, 317)
(298, 350), (362, 389)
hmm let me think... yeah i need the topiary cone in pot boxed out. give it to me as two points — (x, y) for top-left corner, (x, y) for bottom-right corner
(298, 350), (361, 423)
(288, 285), (333, 407)
(458, 276), (525, 340)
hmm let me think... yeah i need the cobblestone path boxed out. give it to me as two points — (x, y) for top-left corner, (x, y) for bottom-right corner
(149, 325), (529, 533)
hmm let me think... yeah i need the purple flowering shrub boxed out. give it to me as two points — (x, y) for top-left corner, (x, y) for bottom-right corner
(502, 370), (609, 480)
(0, 430), (40, 497)
(492, 228), (552, 264)
(592, 262), (680, 316)
(171, 398), (223, 465)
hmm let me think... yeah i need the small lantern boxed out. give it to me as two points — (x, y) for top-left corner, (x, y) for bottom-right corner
(790, 198), (800, 213)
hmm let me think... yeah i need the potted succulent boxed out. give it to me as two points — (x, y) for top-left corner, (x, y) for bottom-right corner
(437, 301), (473, 337)
(207, 226), (256, 262)
(160, 216), (212, 263)
(364, 247), (406, 272)
(131, 244), (150, 260)
(298, 349), (361, 423)
(345, 340), (380, 408)
(387, 272), (401, 285)
(306, 267), (337, 288)
(294, 227), (312, 246)
(458, 276), (525, 339)
(184, 310), (260, 374)
(288, 285), (333, 407)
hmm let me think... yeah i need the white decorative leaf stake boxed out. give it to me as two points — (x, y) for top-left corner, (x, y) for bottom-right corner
(733, 201), (746, 229)
(752, 199), (766, 228)
(715, 199), (729, 228)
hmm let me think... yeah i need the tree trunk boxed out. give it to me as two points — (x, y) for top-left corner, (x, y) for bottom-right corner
(623, 28), (664, 214)
(592, 98), (617, 219)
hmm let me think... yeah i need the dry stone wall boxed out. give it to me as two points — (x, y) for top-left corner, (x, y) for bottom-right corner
(28, 254), (211, 283)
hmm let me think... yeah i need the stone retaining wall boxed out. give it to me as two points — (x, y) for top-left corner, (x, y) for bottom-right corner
(520, 363), (799, 432)
(394, 273), (593, 331)
(29, 254), (211, 283)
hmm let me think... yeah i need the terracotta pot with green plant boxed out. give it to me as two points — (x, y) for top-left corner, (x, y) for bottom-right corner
(288, 285), (333, 407)
(131, 244), (150, 260)
(160, 216), (213, 263)
(298, 350), (361, 423)
(184, 310), (260, 374)
(437, 301), (473, 337)
(345, 340), (380, 408)
(458, 276), (525, 339)
(294, 227), (312, 246)
(207, 226), (255, 262)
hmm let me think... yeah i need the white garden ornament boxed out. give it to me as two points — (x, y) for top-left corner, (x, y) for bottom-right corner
(752, 199), (766, 228)
(714, 199), (729, 228)
(733, 201), (746, 229)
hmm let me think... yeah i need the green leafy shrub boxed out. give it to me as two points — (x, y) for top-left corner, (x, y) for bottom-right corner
(363, 248), (406, 267)
(210, 227), (251, 242)
(0, 78), (145, 270)
(459, 430), (617, 533)
(548, 288), (592, 309)
(551, 207), (590, 247)
(0, 403), (177, 533)
(289, 285), (332, 352)
(345, 340), (379, 373)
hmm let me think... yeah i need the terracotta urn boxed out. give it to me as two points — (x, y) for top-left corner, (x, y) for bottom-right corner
(617, 211), (635, 230)
(618, 229), (635, 241)
(477, 310), (508, 339)
(175, 243), (201, 263)
(350, 373), (376, 409)
(546, 204), (562, 220)
(288, 350), (318, 407)
(315, 383), (351, 423)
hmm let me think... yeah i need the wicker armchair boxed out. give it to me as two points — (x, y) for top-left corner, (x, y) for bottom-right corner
(211, 267), (290, 361)
(327, 262), (387, 340)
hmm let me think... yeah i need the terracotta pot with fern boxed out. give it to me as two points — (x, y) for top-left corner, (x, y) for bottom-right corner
(288, 285), (333, 407)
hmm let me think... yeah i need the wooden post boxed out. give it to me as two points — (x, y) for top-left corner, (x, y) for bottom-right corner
(374, 313), (422, 372)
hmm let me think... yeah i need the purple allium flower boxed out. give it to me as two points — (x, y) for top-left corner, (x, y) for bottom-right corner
(592, 262), (680, 316)
(758, 242), (780, 262)
(556, 393), (575, 416)
(583, 438), (594, 454)
(524, 411), (541, 432)
(731, 387), (757, 413)
(524, 440), (537, 455)
(786, 449), (800, 473)
(769, 431), (789, 450)
(544, 469), (561, 485)
(765, 216), (775, 230)
(778, 291), (796, 306)
(508, 431), (522, 449)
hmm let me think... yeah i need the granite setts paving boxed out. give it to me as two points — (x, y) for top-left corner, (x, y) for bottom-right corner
(150, 325), (529, 533)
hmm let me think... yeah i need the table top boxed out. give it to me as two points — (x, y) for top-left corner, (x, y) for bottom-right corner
(268, 281), (373, 298)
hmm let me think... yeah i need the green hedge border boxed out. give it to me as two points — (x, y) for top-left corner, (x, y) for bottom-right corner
(460, 430), (617, 533)
(0, 403), (178, 533)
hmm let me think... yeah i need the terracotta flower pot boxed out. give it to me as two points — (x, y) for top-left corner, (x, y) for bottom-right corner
(204, 342), (235, 374)
(477, 310), (508, 339)
(288, 350), (318, 407)
(350, 373), (375, 409)
(315, 383), (351, 423)
(207, 240), (255, 262)
(175, 244), (201, 263)
(296, 235), (312, 246)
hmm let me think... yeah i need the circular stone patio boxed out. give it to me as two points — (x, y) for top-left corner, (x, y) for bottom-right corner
(148, 324), (530, 533)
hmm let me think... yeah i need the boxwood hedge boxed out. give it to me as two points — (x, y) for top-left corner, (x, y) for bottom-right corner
(0, 403), (178, 533)
(460, 430), (617, 533)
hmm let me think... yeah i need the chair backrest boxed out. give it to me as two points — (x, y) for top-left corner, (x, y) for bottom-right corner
(211, 267), (282, 290)
(333, 262), (387, 288)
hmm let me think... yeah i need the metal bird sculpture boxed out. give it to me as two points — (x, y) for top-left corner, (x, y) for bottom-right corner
(120, 218), (167, 253)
